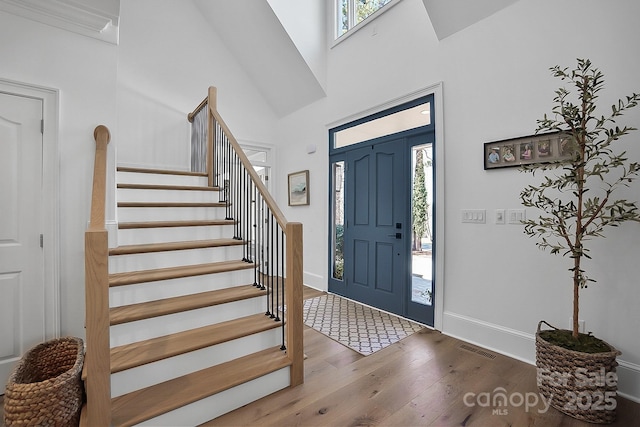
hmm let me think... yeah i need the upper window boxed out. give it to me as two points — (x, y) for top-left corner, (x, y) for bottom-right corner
(336, 0), (398, 39)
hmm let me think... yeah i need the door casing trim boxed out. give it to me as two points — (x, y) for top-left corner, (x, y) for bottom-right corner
(327, 82), (445, 331)
(0, 77), (61, 339)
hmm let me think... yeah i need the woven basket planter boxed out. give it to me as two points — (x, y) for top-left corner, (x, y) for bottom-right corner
(4, 337), (85, 427)
(536, 321), (621, 424)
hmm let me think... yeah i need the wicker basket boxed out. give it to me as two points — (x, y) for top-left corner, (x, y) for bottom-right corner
(4, 337), (85, 427)
(536, 321), (621, 424)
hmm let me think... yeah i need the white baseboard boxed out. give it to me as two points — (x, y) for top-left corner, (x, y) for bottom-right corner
(442, 311), (640, 402)
(617, 360), (640, 403)
(443, 311), (536, 364)
(303, 271), (326, 291)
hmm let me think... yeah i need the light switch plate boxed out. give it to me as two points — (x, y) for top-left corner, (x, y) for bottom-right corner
(461, 209), (486, 223)
(507, 209), (526, 224)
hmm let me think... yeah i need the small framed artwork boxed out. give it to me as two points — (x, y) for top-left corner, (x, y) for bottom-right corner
(288, 170), (309, 206)
(484, 132), (570, 170)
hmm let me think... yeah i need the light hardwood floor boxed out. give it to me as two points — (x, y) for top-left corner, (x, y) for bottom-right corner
(201, 287), (640, 427)
(2, 287), (638, 426)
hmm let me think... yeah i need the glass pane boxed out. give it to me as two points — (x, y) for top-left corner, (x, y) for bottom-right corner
(338, 0), (349, 37)
(355, 0), (393, 25)
(334, 102), (430, 149)
(245, 148), (267, 163)
(332, 161), (345, 280)
(411, 144), (433, 305)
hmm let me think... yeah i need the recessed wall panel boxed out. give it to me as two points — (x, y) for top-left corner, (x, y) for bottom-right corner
(376, 152), (394, 227)
(375, 242), (393, 293)
(353, 155), (370, 225)
(0, 272), (20, 359)
(353, 239), (369, 286)
(0, 117), (19, 244)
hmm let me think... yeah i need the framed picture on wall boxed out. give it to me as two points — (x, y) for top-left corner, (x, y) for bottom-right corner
(484, 131), (570, 170)
(288, 170), (309, 206)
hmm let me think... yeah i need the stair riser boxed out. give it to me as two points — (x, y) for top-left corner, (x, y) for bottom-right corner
(109, 269), (256, 307)
(110, 296), (270, 346)
(109, 245), (246, 273)
(118, 206), (227, 222)
(117, 224), (236, 245)
(110, 328), (283, 398)
(117, 188), (221, 203)
(117, 171), (208, 187)
(136, 368), (290, 426)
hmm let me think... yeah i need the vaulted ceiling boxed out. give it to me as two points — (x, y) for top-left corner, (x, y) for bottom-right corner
(192, 0), (327, 118)
(0, 0), (519, 117)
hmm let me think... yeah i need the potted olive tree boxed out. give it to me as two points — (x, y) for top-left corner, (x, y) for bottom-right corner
(520, 58), (640, 423)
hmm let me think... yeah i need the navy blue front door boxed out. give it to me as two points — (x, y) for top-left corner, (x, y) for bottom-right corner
(343, 138), (406, 314)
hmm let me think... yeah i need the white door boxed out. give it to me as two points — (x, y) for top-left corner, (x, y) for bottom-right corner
(0, 92), (45, 388)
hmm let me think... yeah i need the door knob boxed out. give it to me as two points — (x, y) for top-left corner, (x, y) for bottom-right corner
(387, 233), (402, 239)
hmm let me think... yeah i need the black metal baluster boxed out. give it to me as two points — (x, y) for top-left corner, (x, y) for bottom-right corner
(265, 207), (272, 317)
(213, 119), (218, 186)
(245, 169), (251, 262)
(243, 169), (249, 261)
(225, 137), (231, 217)
(270, 212), (276, 319)
(252, 185), (258, 284)
(256, 196), (262, 288)
(233, 151), (239, 239)
(235, 152), (241, 240)
(274, 224), (280, 322)
(259, 198), (266, 291)
(280, 228), (286, 350)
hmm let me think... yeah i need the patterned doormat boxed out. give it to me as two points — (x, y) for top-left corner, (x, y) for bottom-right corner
(303, 293), (425, 356)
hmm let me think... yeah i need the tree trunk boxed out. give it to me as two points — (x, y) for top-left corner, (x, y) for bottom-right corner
(573, 257), (580, 338)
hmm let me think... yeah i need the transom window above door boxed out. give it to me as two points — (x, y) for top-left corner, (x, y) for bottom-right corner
(335, 0), (402, 40)
(332, 101), (431, 149)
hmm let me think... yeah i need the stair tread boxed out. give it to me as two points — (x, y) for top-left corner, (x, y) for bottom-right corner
(118, 219), (235, 229)
(109, 259), (254, 287)
(109, 238), (245, 255)
(117, 183), (220, 191)
(118, 201), (225, 208)
(110, 346), (291, 427)
(109, 284), (265, 325)
(117, 166), (207, 177)
(110, 313), (283, 373)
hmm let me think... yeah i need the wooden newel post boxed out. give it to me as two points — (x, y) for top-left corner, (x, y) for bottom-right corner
(206, 86), (217, 187)
(85, 125), (112, 425)
(285, 222), (304, 386)
(90, 125), (110, 230)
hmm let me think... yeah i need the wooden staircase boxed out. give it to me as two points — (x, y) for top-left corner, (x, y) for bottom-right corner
(84, 89), (303, 426)
(82, 166), (295, 426)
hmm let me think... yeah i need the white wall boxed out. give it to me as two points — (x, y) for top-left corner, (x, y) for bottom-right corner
(116, 0), (278, 170)
(267, 0), (327, 91)
(275, 0), (640, 400)
(0, 11), (118, 339)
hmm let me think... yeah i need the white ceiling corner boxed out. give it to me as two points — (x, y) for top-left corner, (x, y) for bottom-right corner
(0, 0), (120, 44)
(422, 0), (520, 40)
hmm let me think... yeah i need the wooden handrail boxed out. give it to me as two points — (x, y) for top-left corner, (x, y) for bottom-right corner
(208, 98), (288, 230)
(187, 96), (208, 123)
(84, 125), (112, 425)
(190, 87), (304, 392)
(89, 125), (110, 230)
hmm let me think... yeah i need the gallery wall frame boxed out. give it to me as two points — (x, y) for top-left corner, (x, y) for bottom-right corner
(288, 170), (309, 206)
(484, 131), (571, 170)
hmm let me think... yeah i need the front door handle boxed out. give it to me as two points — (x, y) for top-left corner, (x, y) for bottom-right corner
(387, 233), (402, 239)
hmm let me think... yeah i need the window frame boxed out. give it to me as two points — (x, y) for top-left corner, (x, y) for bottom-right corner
(333, 0), (403, 45)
